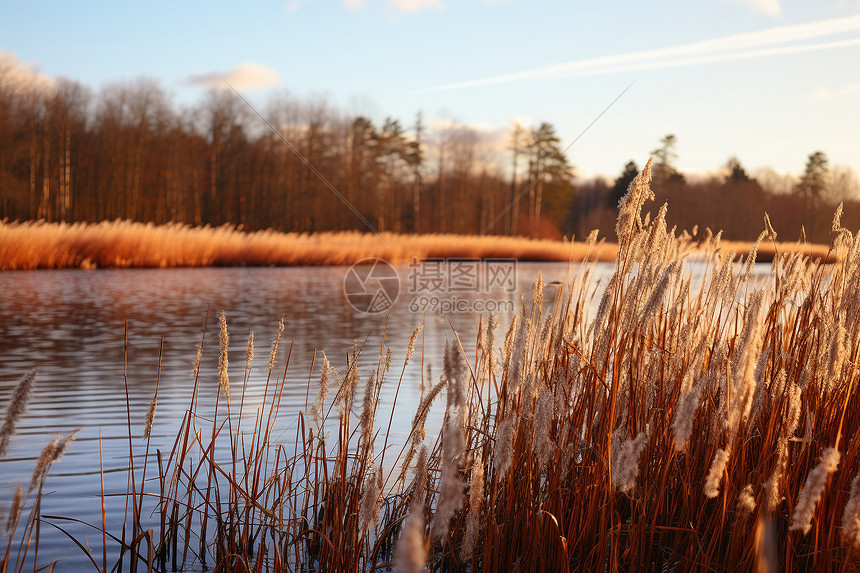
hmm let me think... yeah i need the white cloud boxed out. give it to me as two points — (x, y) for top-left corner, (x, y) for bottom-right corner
(343, 0), (368, 9)
(427, 117), (496, 134)
(726, 0), (782, 16)
(0, 51), (57, 95)
(810, 84), (860, 101)
(185, 63), (282, 91)
(389, 0), (443, 13)
(422, 14), (860, 91)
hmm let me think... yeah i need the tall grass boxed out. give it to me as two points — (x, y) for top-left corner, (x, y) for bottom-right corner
(0, 369), (80, 573)
(0, 219), (614, 270)
(0, 217), (832, 271)
(4, 158), (859, 571)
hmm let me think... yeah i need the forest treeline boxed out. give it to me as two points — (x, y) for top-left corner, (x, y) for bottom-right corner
(2, 64), (858, 243)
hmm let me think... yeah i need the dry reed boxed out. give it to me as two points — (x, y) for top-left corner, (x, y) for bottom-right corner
(0, 218), (834, 271)
(0, 370), (35, 457)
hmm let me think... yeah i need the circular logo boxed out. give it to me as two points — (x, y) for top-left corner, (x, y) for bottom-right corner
(343, 258), (400, 314)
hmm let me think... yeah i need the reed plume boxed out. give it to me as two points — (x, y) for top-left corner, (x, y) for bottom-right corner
(311, 352), (332, 423)
(359, 371), (378, 453)
(615, 157), (654, 251)
(395, 446), (428, 573)
(704, 448), (731, 499)
(268, 318), (285, 374)
(246, 330), (255, 368)
(29, 430), (79, 493)
(493, 416), (518, 482)
(193, 342), (203, 380)
(30, 435), (62, 492)
(790, 446), (840, 535)
(399, 380), (445, 482)
(611, 430), (647, 493)
(406, 325), (421, 363)
(533, 392), (555, 471)
(143, 394), (156, 439)
(672, 379), (704, 451)
(841, 473), (860, 552)
(0, 369), (35, 457)
(218, 310), (230, 404)
(461, 450), (485, 559)
(431, 343), (467, 539)
(359, 464), (383, 534)
(738, 484), (757, 515)
(4, 482), (22, 533)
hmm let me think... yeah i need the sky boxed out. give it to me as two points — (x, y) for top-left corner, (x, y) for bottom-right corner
(1, 0), (859, 180)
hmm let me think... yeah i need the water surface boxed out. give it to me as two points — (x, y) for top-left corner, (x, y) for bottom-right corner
(0, 261), (597, 570)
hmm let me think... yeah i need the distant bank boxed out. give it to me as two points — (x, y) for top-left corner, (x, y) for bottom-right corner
(0, 219), (833, 271)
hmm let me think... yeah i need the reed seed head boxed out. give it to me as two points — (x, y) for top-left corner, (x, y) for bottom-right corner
(615, 158), (654, 251)
(493, 416), (518, 483)
(218, 310), (230, 404)
(359, 464), (383, 534)
(461, 450), (485, 560)
(246, 330), (255, 368)
(533, 270), (543, 312)
(672, 380), (704, 452)
(406, 324), (421, 363)
(359, 370), (378, 453)
(533, 392), (555, 471)
(431, 390), (467, 539)
(765, 438), (789, 511)
(5, 482), (22, 533)
(395, 447), (428, 573)
(704, 448), (731, 499)
(738, 484), (757, 515)
(0, 369), (35, 457)
(193, 343), (203, 380)
(841, 473), (860, 552)
(268, 318), (285, 374)
(311, 352), (332, 423)
(29, 431), (78, 493)
(789, 446), (840, 535)
(143, 394), (156, 439)
(764, 213), (777, 242)
(612, 430), (647, 493)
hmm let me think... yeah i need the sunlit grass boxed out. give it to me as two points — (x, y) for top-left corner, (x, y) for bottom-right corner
(0, 217), (834, 271)
(0, 219), (616, 270)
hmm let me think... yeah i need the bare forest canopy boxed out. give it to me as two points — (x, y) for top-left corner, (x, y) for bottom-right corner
(1, 71), (859, 244)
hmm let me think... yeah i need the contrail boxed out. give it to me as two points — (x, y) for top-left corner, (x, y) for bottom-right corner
(421, 14), (860, 92)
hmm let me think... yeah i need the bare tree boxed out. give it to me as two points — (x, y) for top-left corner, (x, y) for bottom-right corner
(507, 121), (529, 235)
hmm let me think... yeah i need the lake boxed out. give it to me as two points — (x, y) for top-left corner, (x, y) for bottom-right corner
(0, 260), (604, 570)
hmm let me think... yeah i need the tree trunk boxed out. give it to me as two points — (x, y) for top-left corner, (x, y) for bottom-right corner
(38, 125), (51, 220)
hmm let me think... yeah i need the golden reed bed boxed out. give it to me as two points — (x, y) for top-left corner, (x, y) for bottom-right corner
(0, 219), (833, 270)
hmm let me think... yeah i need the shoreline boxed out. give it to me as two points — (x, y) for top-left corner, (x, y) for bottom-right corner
(0, 219), (834, 271)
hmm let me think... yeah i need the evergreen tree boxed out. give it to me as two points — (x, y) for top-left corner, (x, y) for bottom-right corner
(651, 134), (685, 186)
(608, 160), (639, 208)
(797, 151), (829, 205)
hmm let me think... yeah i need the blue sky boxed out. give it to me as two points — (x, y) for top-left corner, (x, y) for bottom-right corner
(2, 0), (859, 179)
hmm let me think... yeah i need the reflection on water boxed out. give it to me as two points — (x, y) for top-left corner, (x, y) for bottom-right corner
(0, 261), (599, 569)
